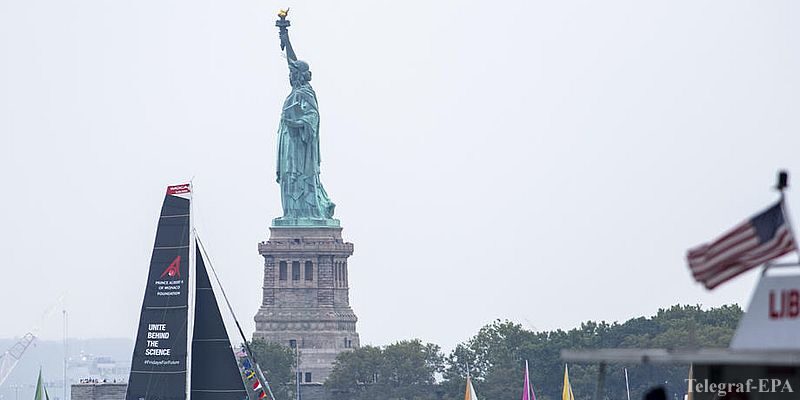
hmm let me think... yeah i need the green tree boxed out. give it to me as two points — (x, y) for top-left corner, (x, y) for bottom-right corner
(327, 345), (383, 400)
(442, 320), (535, 400)
(327, 340), (444, 400)
(440, 304), (743, 400)
(249, 339), (296, 400)
(327, 304), (743, 400)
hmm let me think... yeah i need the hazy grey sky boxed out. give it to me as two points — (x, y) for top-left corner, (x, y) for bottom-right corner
(1, 0), (799, 352)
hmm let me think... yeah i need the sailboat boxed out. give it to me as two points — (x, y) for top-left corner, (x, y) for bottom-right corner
(125, 184), (274, 400)
(34, 368), (50, 400)
(464, 374), (478, 400)
(521, 360), (535, 400)
(624, 367), (631, 400)
(562, 364), (574, 400)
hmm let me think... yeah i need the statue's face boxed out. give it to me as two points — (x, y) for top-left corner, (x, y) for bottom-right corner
(289, 68), (311, 87)
(289, 60), (311, 87)
(289, 70), (301, 86)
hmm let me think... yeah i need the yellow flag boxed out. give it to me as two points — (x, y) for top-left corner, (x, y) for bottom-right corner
(464, 376), (479, 400)
(562, 365), (574, 400)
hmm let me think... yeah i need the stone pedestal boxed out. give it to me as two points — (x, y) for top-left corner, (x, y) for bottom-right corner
(253, 226), (360, 384)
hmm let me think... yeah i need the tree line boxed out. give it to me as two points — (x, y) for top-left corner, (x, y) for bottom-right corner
(251, 304), (742, 400)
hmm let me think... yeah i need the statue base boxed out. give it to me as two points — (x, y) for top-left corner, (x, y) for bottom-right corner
(254, 224), (358, 385)
(272, 217), (340, 227)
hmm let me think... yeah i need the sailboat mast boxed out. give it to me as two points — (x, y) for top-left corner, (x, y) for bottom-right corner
(63, 309), (67, 400)
(186, 182), (196, 400)
(624, 368), (631, 400)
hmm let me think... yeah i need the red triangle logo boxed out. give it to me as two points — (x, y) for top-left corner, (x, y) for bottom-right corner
(160, 256), (181, 278)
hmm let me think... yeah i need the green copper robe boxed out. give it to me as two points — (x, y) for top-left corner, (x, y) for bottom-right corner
(275, 80), (335, 222)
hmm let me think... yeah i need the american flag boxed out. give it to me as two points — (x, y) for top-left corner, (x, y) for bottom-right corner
(687, 201), (797, 289)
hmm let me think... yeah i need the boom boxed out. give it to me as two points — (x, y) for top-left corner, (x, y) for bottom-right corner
(0, 333), (37, 387)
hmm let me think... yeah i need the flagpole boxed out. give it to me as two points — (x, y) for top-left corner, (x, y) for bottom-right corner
(63, 309), (67, 400)
(776, 170), (800, 264)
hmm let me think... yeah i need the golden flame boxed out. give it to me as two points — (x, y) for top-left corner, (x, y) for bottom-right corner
(277, 9), (289, 18)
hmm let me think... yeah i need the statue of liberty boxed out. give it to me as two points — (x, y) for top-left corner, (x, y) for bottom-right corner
(273, 10), (338, 226)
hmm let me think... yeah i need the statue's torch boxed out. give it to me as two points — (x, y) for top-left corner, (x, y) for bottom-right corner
(276, 9), (290, 50)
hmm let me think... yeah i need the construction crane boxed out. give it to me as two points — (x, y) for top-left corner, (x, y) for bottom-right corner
(0, 296), (66, 389)
(0, 332), (37, 387)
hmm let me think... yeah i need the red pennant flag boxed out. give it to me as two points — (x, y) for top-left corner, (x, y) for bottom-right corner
(166, 184), (191, 195)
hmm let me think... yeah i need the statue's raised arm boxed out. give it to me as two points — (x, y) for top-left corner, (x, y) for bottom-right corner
(276, 9), (297, 62)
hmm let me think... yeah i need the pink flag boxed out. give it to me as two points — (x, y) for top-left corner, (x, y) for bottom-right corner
(522, 360), (537, 400)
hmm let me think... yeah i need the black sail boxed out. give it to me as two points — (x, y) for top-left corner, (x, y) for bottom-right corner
(126, 190), (191, 400)
(190, 243), (248, 400)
